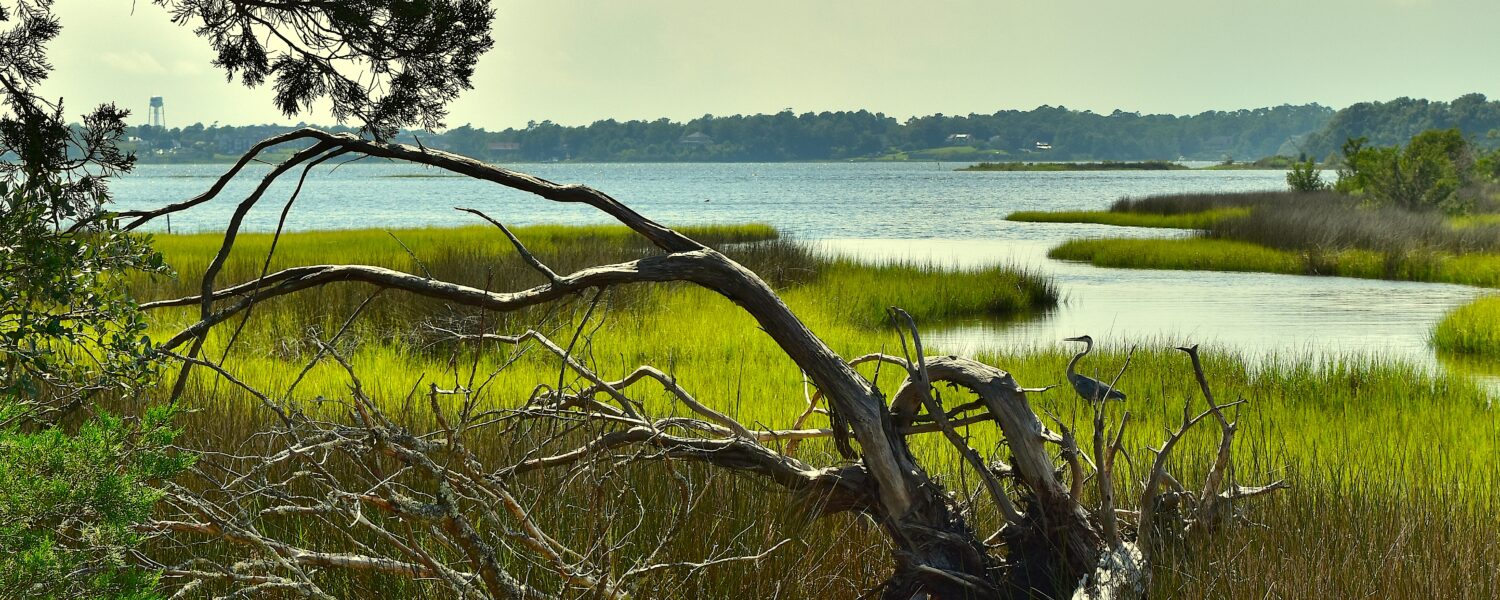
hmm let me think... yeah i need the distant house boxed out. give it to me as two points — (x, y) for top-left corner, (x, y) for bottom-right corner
(487, 142), (522, 152)
(214, 131), (261, 154)
(679, 132), (714, 146)
(1035, 141), (1053, 151)
(946, 133), (975, 145)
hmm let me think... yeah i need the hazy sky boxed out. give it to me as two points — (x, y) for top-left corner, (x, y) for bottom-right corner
(40, 0), (1500, 130)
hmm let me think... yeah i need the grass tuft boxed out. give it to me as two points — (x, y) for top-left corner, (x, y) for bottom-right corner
(1433, 295), (1500, 358)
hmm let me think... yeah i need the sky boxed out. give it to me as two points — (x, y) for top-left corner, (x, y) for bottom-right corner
(39, 0), (1500, 130)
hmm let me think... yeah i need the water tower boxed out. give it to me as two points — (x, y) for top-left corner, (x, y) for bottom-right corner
(148, 96), (165, 128)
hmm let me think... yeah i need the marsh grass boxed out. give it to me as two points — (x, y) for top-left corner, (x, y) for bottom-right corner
(1433, 295), (1500, 358)
(137, 224), (1056, 354)
(136, 223), (1499, 598)
(137, 224), (1058, 426)
(1027, 190), (1500, 289)
(1108, 190), (1338, 215)
(1111, 190), (1500, 256)
(1451, 213), (1500, 228)
(1208, 204), (1500, 255)
(791, 258), (1058, 329)
(1049, 238), (1304, 274)
(1050, 237), (1500, 287)
(1007, 208), (1249, 229)
(157, 338), (1500, 597)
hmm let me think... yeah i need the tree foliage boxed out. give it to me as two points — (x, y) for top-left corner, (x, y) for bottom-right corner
(278, 104), (1331, 163)
(0, 3), (190, 597)
(1335, 129), (1477, 213)
(3, 0), (494, 596)
(1477, 142), (1500, 184)
(1304, 93), (1500, 158)
(113, 92), (1500, 166)
(155, 0), (494, 137)
(1, 3), (184, 596)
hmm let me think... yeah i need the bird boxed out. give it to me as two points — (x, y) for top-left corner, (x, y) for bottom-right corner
(1062, 335), (1126, 402)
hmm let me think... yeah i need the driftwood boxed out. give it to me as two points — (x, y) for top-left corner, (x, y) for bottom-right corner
(137, 129), (1284, 599)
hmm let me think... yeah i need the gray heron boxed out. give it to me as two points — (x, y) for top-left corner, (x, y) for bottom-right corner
(1063, 335), (1125, 402)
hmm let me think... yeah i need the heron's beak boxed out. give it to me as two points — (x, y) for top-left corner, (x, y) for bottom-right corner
(1063, 336), (1086, 342)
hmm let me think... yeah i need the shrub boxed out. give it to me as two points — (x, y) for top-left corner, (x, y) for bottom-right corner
(1286, 158), (1328, 192)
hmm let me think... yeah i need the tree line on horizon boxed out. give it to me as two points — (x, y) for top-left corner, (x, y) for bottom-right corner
(123, 94), (1500, 164)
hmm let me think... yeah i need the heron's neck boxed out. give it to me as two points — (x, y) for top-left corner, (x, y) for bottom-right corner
(1066, 343), (1090, 376)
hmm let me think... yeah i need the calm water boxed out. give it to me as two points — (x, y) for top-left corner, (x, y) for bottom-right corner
(112, 162), (1289, 238)
(114, 162), (1487, 370)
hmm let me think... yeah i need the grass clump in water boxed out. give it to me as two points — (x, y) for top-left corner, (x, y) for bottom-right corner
(1049, 238), (1303, 274)
(1433, 295), (1500, 358)
(786, 258), (1056, 328)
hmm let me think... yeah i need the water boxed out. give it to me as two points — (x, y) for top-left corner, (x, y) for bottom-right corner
(113, 162), (1287, 239)
(817, 239), (1483, 370)
(113, 161), (1488, 371)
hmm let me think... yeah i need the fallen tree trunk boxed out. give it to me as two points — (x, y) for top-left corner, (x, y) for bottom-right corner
(138, 129), (1283, 599)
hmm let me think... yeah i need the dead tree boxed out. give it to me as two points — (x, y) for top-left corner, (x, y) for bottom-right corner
(133, 129), (1285, 599)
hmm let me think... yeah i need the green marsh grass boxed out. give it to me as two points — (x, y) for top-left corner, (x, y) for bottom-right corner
(1007, 207), (1249, 229)
(1434, 295), (1500, 359)
(134, 224), (1500, 598)
(136, 223), (1059, 434)
(1049, 237), (1500, 287)
(1049, 238), (1304, 274)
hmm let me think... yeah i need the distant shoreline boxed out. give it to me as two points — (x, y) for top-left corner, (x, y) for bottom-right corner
(958, 159), (1318, 172)
(959, 161), (1189, 172)
(128, 156), (1293, 167)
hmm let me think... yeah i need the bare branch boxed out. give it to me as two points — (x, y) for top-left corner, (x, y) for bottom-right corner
(456, 206), (563, 284)
(890, 308), (1022, 525)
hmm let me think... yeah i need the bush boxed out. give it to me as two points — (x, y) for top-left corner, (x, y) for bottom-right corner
(1, 408), (190, 599)
(1286, 158), (1328, 192)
